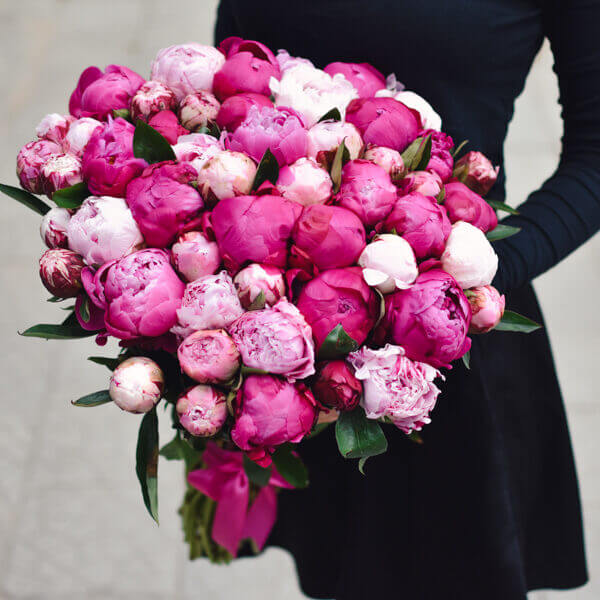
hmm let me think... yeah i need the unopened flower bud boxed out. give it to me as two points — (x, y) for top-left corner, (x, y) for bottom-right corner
(41, 153), (83, 197)
(40, 207), (71, 248)
(467, 285), (505, 334)
(176, 384), (228, 437)
(196, 150), (257, 203)
(179, 92), (220, 131)
(363, 145), (405, 179)
(62, 117), (102, 157)
(171, 230), (221, 282)
(16, 139), (62, 194)
(233, 263), (286, 309)
(109, 357), (164, 414)
(39, 248), (85, 297)
(313, 360), (362, 412)
(130, 80), (178, 121)
(453, 151), (500, 197)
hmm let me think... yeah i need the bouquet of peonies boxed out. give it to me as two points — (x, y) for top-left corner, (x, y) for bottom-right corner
(2, 38), (541, 562)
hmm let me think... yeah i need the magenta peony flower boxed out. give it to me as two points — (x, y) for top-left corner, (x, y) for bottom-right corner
(129, 80), (178, 122)
(69, 65), (145, 120)
(363, 145), (405, 179)
(276, 158), (333, 206)
(41, 153), (83, 197)
(213, 38), (281, 101)
(211, 194), (302, 272)
(233, 264), (286, 309)
(40, 207), (71, 249)
(100, 249), (185, 340)
(443, 181), (498, 233)
(176, 385), (228, 437)
(382, 192), (451, 259)
(82, 117), (147, 197)
(312, 360), (362, 412)
(179, 92), (220, 131)
(345, 97), (419, 152)
(216, 92), (273, 131)
(67, 196), (143, 267)
(396, 170), (443, 197)
(62, 117), (103, 157)
(172, 133), (222, 175)
(323, 62), (386, 98)
(39, 248), (85, 298)
(35, 113), (75, 145)
(231, 374), (317, 466)
(296, 267), (379, 350)
(147, 110), (187, 144)
(422, 129), (454, 182)
(226, 105), (307, 166)
(126, 161), (203, 247)
(171, 230), (221, 282)
(467, 285), (506, 334)
(196, 150), (257, 203)
(16, 139), (62, 194)
(109, 356), (164, 414)
(150, 43), (225, 101)
(453, 151), (500, 196)
(229, 299), (315, 381)
(291, 204), (366, 271)
(375, 266), (471, 368)
(335, 159), (397, 227)
(178, 329), (241, 383)
(171, 271), (244, 340)
(348, 344), (442, 433)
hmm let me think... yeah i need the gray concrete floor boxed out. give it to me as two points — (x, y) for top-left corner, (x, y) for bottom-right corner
(0, 2), (598, 598)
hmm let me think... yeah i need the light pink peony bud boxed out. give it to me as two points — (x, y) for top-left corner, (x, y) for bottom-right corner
(109, 356), (164, 414)
(62, 117), (103, 157)
(196, 150), (257, 203)
(35, 113), (75, 145)
(176, 384), (227, 437)
(16, 140), (62, 194)
(453, 151), (500, 197)
(276, 157), (332, 206)
(39, 248), (85, 297)
(178, 329), (241, 383)
(40, 153), (83, 197)
(179, 92), (220, 131)
(40, 207), (71, 248)
(172, 132), (222, 175)
(306, 120), (364, 163)
(397, 170), (443, 197)
(233, 264), (286, 309)
(67, 196), (144, 267)
(363, 145), (405, 179)
(171, 230), (220, 282)
(467, 285), (505, 334)
(129, 80), (177, 121)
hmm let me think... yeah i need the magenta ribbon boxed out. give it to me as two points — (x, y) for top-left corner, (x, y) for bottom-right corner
(187, 442), (292, 557)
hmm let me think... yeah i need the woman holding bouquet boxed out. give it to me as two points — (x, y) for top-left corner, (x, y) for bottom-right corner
(215, 1), (600, 599)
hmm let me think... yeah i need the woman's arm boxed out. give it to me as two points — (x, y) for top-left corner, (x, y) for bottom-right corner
(493, 0), (600, 292)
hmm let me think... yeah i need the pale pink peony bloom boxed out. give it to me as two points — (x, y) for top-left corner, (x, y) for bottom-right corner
(171, 271), (244, 340)
(467, 285), (506, 334)
(40, 207), (71, 249)
(178, 329), (241, 383)
(172, 132), (222, 174)
(397, 170), (443, 197)
(363, 145), (405, 179)
(16, 139), (62, 194)
(129, 80), (178, 121)
(39, 248), (85, 298)
(196, 150), (257, 203)
(62, 117), (103, 157)
(229, 299), (315, 381)
(275, 49), (315, 72)
(171, 230), (221, 282)
(41, 153), (83, 197)
(276, 158), (332, 206)
(151, 43), (225, 101)
(35, 113), (75, 145)
(453, 151), (500, 197)
(109, 357), (164, 414)
(348, 344), (442, 434)
(358, 234), (418, 293)
(179, 92), (220, 131)
(176, 384), (228, 436)
(440, 221), (498, 289)
(233, 264), (286, 309)
(306, 120), (364, 162)
(67, 196), (143, 267)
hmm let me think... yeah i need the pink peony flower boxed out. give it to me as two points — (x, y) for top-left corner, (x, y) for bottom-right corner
(422, 129), (454, 182)
(312, 360), (362, 412)
(335, 159), (397, 227)
(171, 230), (221, 282)
(453, 151), (499, 196)
(231, 374), (317, 466)
(40, 207), (71, 249)
(348, 344), (442, 433)
(375, 266), (471, 368)
(109, 357), (164, 414)
(126, 161), (203, 247)
(275, 49), (315, 72)
(306, 120), (364, 165)
(172, 132), (222, 174)
(291, 204), (366, 271)
(16, 139), (62, 194)
(443, 181), (498, 233)
(211, 194), (302, 272)
(150, 43), (225, 101)
(179, 92), (220, 131)
(276, 158), (332, 206)
(345, 97), (419, 152)
(39, 248), (85, 298)
(147, 110), (187, 144)
(216, 92), (273, 131)
(82, 117), (147, 197)
(467, 285), (506, 334)
(381, 192), (451, 259)
(67, 196), (144, 267)
(196, 150), (257, 203)
(176, 385), (228, 436)
(35, 113), (75, 145)
(62, 117), (103, 157)
(69, 65), (145, 120)
(296, 267), (379, 350)
(178, 329), (241, 383)
(129, 80), (178, 122)
(229, 299), (315, 381)
(40, 153), (83, 197)
(323, 62), (386, 98)
(171, 271), (243, 340)
(377, 89), (442, 131)
(396, 170), (443, 197)
(233, 264), (286, 309)
(363, 145), (405, 179)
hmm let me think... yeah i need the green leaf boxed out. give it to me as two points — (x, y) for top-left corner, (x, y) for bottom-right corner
(318, 324), (358, 360)
(47, 296), (65, 303)
(451, 139), (469, 159)
(0, 183), (51, 215)
(400, 135), (432, 171)
(272, 444), (308, 488)
(88, 356), (120, 370)
(112, 108), (132, 121)
(487, 200), (519, 215)
(436, 187), (446, 204)
(247, 291), (266, 311)
(358, 456), (369, 475)
(77, 295), (90, 324)
(136, 408), (159, 523)
(251, 148), (279, 191)
(240, 365), (269, 376)
(407, 431), (423, 444)
(317, 107), (342, 122)
(243, 455), (272, 487)
(413, 135), (432, 171)
(335, 408), (388, 459)
(133, 120), (176, 164)
(20, 323), (95, 339)
(160, 433), (201, 472)
(330, 139), (349, 193)
(52, 182), (90, 209)
(494, 310), (542, 333)
(72, 389), (112, 407)
(197, 122), (221, 138)
(486, 224), (521, 242)
(462, 349), (471, 370)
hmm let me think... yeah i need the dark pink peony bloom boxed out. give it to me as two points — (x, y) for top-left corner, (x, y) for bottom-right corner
(312, 360), (362, 412)
(69, 65), (145, 121)
(147, 110), (187, 144)
(422, 129), (454, 182)
(216, 92), (273, 131)
(82, 118), (147, 197)
(126, 161), (204, 247)
(443, 181), (498, 233)
(323, 62), (386, 98)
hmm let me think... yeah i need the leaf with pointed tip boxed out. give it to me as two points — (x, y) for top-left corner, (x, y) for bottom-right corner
(247, 291), (266, 311)
(494, 310), (542, 333)
(358, 456), (369, 475)
(401, 135), (431, 171)
(318, 107), (342, 122)
(88, 356), (120, 370)
(251, 148), (279, 190)
(77, 295), (90, 324)
(20, 323), (95, 339)
(335, 408), (388, 459)
(0, 183), (51, 215)
(330, 139), (349, 193)
(462, 349), (471, 370)
(407, 431), (423, 444)
(133, 120), (176, 164)
(72, 389), (112, 407)
(487, 200), (519, 215)
(318, 324), (358, 360)
(413, 135), (432, 171)
(243, 455), (272, 487)
(451, 139), (469, 159)
(112, 108), (132, 121)
(53, 182), (90, 209)
(47, 296), (65, 303)
(272, 444), (308, 488)
(136, 408), (159, 523)
(486, 224), (521, 242)
(197, 122), (221, 139)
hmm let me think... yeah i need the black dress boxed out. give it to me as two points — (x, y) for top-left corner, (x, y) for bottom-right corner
(215, 2), (600, 598)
